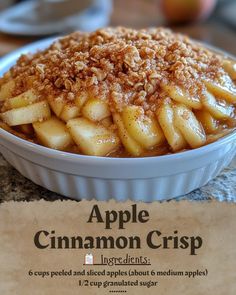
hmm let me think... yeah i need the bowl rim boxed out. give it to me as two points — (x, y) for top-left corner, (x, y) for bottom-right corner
(0, 36), (236, 165)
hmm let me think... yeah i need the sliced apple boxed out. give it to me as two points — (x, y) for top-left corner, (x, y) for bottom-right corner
(195, 110), (218, 134)
(222, 60), (236, 80)
(204, 76), (236, 104)
(82, 98), (111, 122)
(60, 103), (80, 122)
(113, 113), (143, 157)
(161, 83), (202, 109)
(33, 116), (73, 150)
(157, 102), (187, 151)
(4, 89), (38, 110)
(202, 90), (234, 120)
(173, 104), (206, 148)
(67, 117), (120, 156)
(0, 101), (51, 126)
(122, 105), (165, 150)
(48, 96), (66, 117)
(75, 91), (89, 111)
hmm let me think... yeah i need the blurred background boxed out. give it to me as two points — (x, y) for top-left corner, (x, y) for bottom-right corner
(0, 0), (235, 57)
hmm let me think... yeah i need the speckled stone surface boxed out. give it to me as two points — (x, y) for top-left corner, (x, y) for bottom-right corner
(0, 154), (235, 203)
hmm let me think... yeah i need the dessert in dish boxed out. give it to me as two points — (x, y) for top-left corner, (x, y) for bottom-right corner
(0, 27), (236, 157)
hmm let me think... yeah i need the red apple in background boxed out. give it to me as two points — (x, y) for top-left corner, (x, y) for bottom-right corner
(160, 0), (217, 23)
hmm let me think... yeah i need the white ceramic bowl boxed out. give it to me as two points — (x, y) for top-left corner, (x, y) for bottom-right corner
(0, 39), (236, 201)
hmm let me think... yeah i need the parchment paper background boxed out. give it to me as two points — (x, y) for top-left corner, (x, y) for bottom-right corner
(0, 201), (235, 294)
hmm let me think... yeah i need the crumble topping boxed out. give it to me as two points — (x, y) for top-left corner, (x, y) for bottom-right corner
(3, 27), (224, 115)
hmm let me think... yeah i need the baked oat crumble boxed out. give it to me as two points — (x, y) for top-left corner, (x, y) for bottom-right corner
(4, 27), (223, 115)
(0, 27), (236, 157)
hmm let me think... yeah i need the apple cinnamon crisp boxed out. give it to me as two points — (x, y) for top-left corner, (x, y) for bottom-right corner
(0, 27), (236, 157)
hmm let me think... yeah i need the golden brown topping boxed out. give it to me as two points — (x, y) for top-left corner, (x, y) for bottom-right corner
(5, 27), (225, 114)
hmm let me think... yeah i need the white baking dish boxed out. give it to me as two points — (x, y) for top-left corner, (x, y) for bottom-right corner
(0, 39), (236, 201)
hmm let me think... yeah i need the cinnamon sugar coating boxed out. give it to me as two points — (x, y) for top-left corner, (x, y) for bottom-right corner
(4, 27), (224, 115)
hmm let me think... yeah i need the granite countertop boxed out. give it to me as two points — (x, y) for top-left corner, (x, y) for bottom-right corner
(0, 154), (235, 203)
